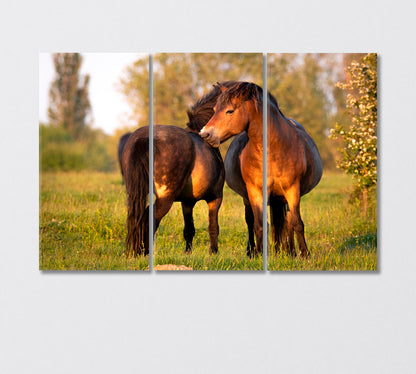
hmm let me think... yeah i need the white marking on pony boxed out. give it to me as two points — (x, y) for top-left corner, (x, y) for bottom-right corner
(154, 181), (169, 197)
(200, 126), (206, 133)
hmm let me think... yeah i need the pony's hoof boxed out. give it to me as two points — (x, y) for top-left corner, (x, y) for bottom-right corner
(247, 249), (261, 258)
(184, 247), (192, 254)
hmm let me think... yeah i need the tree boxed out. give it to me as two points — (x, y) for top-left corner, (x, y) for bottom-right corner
(48, 53), (92, 140)
(330, 53), (377, 213)
(118, 56), (150, 127)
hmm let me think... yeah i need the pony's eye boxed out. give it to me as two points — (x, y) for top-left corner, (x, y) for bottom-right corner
(226, 109), (235, 115)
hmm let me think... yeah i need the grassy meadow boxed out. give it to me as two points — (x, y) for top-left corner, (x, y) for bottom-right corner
(40, 171), (376, 271)
(40, 172), (148, 270)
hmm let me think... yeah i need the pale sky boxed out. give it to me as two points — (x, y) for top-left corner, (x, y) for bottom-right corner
(39, 53), (148, 135)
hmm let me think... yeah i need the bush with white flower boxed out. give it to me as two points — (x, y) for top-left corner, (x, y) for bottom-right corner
(330, 53), (377, 212)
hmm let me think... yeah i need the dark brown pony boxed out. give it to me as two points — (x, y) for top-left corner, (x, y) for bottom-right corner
(122, 83), (237, 256)
(200, 82), (323, 257)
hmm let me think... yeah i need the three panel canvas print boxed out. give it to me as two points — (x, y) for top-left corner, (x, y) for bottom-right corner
(39, 53), (377, 271)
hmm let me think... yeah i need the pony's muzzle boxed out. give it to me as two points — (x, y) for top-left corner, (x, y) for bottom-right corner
(200, 127), (220, 148)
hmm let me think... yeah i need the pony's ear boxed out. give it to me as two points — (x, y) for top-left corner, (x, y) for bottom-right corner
(216, 82), (227, 92)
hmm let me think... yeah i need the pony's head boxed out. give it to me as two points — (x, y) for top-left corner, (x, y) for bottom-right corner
(186, 81), (237, 132)
(200, 81), (263, 147)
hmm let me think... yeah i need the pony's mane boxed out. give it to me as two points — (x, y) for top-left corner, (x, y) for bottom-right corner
(216, 81), (263, 112)
(216, 81), (284, 116)
(186, 81), (237, 131)
(267, 90), (285, 117)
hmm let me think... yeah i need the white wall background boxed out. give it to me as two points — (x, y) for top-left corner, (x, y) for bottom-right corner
(1, 0), (415, 373)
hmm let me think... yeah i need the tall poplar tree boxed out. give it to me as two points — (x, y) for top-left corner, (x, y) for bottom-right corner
(48, 53), (91, 140)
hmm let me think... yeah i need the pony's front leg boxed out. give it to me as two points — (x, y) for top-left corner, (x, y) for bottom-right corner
(207, 197), (222, 254)
(283, 218), (295, 257)
(181, 202), (196, 253)
(285, 186), (309, 258)
(247, 187), (263, 257)
(244, 199), (255, 256)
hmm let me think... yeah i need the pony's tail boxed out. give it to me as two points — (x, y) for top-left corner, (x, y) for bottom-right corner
(125, 137), (149, 256)
(270, 196), (287, 253)
(118, 132), (132, 183)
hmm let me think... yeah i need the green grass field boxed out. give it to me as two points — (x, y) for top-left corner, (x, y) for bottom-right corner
(40, 172), (148, 270)
(40, 171), (376, 271)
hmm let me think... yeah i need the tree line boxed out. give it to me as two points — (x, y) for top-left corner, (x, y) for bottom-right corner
(120, 53), (370, 170)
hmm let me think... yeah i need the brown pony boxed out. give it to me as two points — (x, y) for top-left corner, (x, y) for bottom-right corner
(122, 82), (237, 256)
(200, 82), (323, 257)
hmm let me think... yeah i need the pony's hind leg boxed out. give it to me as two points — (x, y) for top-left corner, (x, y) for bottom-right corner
(181, 202), (196, 253)
(154, 197), (174, 234)
(244, 200), (255, 256)
(207, 197), (222, 254)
